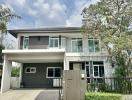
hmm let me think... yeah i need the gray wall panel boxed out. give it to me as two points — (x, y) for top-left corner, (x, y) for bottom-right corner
(29, 36), (49, 45)
(22, 63), (63, 88)
(29, 36), (49, 49)
(20, 36), (49, 49)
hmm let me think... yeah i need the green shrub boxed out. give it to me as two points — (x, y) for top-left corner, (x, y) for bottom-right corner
(85, 92), (122, 100)
(11, 67), (20, 77)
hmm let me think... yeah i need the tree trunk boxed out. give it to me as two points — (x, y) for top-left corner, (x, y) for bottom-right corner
(0, 30), (2, 45)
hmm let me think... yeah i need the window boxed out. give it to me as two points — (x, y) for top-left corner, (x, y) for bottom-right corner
(86, 61), (104, 83)
(94, 65), (99, 77)
(93, 65), (104, 77)
(25, 67), (36, 73)
(85, 61), (104, 78)
(88, 38), (100, 52)
(49, 37), (59, 48)
(47, 67), (61, 78)
(23, 36), (29, 49)
(86, 66), (90, 77)
(71, 38), (82, 52)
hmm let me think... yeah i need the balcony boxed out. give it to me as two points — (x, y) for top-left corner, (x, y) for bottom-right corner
(5, 36), (108, 56)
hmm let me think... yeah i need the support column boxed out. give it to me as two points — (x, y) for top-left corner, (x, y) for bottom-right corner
(83, 36), (88, 53)
(19, 63), (23, 88)
(1, 55), (12, 93)
(17, 34), (21, 49)
(64, 57), (69, 70)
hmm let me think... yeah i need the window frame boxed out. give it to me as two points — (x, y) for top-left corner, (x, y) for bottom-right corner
(23, 36), (29, 49)
(88, 38), (100, 53)
(49, 36), (59, 48)
(71, 38), (83, 52)
(46, 67), (62, 78)
(93, 65), (100, 78)
(85, 62), (90, 78)
(25, 67), (36, 73)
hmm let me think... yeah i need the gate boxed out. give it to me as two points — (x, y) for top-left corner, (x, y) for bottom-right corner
(62, 63), (87, 100)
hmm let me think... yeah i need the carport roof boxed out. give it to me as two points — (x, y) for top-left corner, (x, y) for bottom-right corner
(2, 49), (65, 63)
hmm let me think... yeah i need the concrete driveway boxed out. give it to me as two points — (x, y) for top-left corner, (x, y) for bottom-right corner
(0, 89), (59, 100)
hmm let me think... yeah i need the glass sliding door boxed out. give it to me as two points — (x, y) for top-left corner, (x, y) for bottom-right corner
(85, 61), (104, 83)
(88, 39), (94, 52)
(88, 38), (100, 52)
(71, 38), (82, 52)
(23, 36), (29, 49)
(49, 37), (59, 48)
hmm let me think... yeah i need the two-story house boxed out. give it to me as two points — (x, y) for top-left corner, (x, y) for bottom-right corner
(0, 27), (114, 93)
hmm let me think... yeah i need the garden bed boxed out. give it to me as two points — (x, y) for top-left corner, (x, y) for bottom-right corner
(85, 92), (122, 100)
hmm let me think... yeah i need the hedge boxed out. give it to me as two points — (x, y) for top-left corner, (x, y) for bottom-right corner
(85, 92), (122, 100)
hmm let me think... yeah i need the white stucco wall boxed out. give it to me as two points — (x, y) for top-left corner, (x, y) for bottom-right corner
(1, 55), (12, 93)
(10, 77), (20, 88)
(104, 61), (115, 78)
(64, 54), (114, 78)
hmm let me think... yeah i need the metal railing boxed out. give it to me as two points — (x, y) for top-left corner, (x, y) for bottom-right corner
(51, 78), (62, 100)
(58, 78), (63, 100)
(86, 77), (132, 94)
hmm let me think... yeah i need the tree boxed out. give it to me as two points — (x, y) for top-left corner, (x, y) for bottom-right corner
(0, 4), (20, 65)
(0, 4), (20, 44)
(82, 0), (132, 77)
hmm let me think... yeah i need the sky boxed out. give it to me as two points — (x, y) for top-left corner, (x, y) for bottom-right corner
(0, 0), (99, 29)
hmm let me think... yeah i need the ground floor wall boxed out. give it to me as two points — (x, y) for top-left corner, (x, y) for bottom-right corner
(64, 55), (115, 78)
(22, 63), (63, 88)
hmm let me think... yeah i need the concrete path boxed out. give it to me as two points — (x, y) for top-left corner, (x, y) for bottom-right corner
(122, 95), (132, 100)
(35, 90), (59, 100)
(0, 89), (59, 100)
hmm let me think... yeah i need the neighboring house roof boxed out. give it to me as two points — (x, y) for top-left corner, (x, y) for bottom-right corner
(8, 27), (81, 37)
(0, 31), (16, 49)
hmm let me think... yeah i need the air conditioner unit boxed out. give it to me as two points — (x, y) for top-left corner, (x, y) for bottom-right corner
(53, 79), (61, 87)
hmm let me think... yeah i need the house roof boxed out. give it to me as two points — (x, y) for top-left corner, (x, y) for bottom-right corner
(8, 27), (81, 37)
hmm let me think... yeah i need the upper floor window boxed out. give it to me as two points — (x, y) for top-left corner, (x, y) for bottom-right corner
(49, 37), (59, 48)
(23, 36), (29, 49)
(71, 38), (83, 52)
(88, 38), (100, 52)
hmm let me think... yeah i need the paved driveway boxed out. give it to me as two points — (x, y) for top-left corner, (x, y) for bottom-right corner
(0, 89), (59, 100)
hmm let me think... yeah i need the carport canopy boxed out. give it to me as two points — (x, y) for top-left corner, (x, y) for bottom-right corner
(2, 49), (65, 63)
(1, 49), (65, 93)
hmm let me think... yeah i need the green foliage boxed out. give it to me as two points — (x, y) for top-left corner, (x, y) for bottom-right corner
(82, 0), (132, 77)
(114, 78), (132, 93)
(114, 53), (127, 78)
(85, 92), (122, 100)
(11, 67), (20, 77)
(0, 44), (4, 62)
(0, 4), (20, 32)
(0, 44), (4, 53)
(87, 83), (110, 92)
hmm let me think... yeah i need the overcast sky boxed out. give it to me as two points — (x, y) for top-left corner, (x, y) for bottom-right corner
(1, 0), (99, 29)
